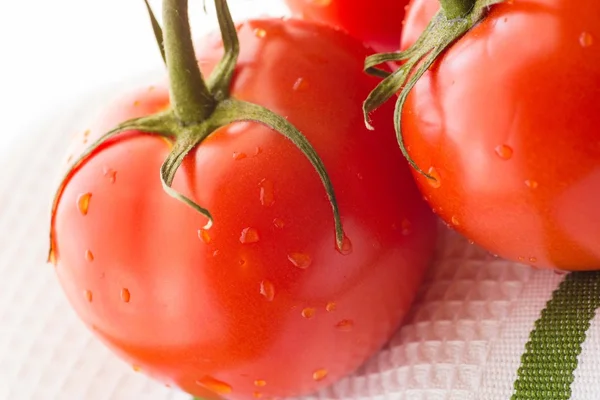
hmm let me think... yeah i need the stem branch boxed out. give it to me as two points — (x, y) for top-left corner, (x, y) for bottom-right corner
(163, 0), (215, 124)
(438, 0), (476, 19)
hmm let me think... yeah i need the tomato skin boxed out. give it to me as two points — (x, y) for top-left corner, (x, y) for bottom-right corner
(401, 0), (600, 270)
(284, 0), (410, 52)
(53, 19), (436, 399)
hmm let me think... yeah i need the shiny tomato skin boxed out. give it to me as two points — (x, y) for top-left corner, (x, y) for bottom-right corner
(53, 19), (437, 399)
(401, 0), (600, 270)
(284, 0), (410, 52)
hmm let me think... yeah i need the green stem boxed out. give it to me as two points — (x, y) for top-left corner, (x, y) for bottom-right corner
(163, 0), (215, 124)
(439, 0), (476, 19)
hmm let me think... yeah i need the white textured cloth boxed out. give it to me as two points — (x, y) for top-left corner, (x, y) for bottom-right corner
(1, 1), (598, 400)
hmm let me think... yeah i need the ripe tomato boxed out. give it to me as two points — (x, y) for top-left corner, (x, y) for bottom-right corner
(52, 18), (436, 399)
(400, 0), (600, 270)
(284, 0), (410, 52)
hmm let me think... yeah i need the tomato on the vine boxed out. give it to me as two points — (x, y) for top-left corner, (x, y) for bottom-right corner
(396, 0), (600, 270)
(50, 6), (437, 399)
(284, 0), (410, 52)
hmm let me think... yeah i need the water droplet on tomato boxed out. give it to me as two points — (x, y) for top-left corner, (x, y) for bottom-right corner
(254, 28), (267, 38)
(451, 216), (460, 226)
(335, 319), (354, 331)
(301, 307), (316, 319)
(259, 179), (275, 207)
(103, 166), (117, 183)
(254, 379), (267, 387)
(260, 280), (275, 301)
(427, 167), (441, 188)
(525, 180), (539, 189)
(273, 218), (285, 229)
(253, 392), (263, 398)
(85, 250), (94, 262)
(288, 253), (312, 269)
(312, 368), (328, 381)
(518, 256), (525, 262)
(580, 32), (594, 47)
(325, 302), (336, 312)
(233, 152), (247, 160)
(77, 193), (92, 215)
(293, 77), (308, 91)
(529, 257), (537, 263)
(495, 144), (513, 160)
(240, 227), (260, 244)
(198, 229), (211, 244)
(84, 290), (93, 302)
(121, 288), (131, 303)
(337, 236), (353, 255)
(239, 258), (247, 267)
(254, 146), (263, 156)
(132, 365), (141, 372)
(196, 376), (232, 394)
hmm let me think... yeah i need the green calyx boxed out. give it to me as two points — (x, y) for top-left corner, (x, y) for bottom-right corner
(363, 0), (503, 179)
(48, 0), (346, 261)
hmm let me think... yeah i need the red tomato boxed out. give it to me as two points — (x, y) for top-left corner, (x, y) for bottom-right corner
(284, 0), (410, 52)
(400, 0), (600, 270)
(52, 19), (436, 399)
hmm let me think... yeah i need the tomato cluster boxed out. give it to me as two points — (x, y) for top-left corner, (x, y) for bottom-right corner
(48, 0), (600, 399)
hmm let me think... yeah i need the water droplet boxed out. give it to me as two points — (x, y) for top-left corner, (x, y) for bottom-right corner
(254, 28), (267, 38)
(132, 365), (141, 372)
(301, 307), (316, 319)
(580, 31), (594, 47)
(240, 227), (260, 244)
(213, 250), (220, 257)
(451, 216), (460, 226)
(529, 257), (537, 263)
(259, 179), (275, 207)
(133, 100), (141, 107)
(337, 236), (353, 255)
(195, 376), (232, 394)
(48, 248), (58, 266)
(85, 250), (94, 262)
(77, 193), (92, 215)
(495, 144), (513, 160)
(84, 290), (93, 302)
(198, 229), (211, 244)
(273, 218), (285, 229)
(233, 152), (247, 160)
(518, 256), (525, 262)
(525, 180), (539, 189)
(357, 173), (364, 180)
(260, 280), (275, 301)
(121, 288), (131, 303)
(335, 319), (354, 331)
(293, 77), (308, 91)
(253, 392), (263, 398)
(288, 253), (312, 269)
(254, 146), (263, 156)
(401, 218), (412, 235)
(254, 379), (267, 387)
(427, 167), (441, 188)
(325, 302), (336, 312)
(239, 258), (247, 267)
(103, 166), (117, 183)
(312, 368), (328, 381)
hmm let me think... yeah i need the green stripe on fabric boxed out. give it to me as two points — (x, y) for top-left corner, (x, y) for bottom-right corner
(512, 272), (600, 400)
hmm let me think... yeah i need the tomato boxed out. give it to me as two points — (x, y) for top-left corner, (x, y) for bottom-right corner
(51, 18), (436, 399)
(284, 0), (410, 52)
(400, 0), (600, 270)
